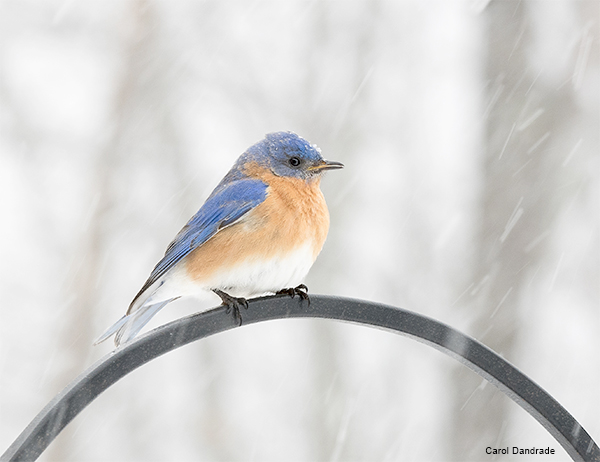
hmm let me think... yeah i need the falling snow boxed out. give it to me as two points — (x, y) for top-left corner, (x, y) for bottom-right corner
(0, 1), (598, 461)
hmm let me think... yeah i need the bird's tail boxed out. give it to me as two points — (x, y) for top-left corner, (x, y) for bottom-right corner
(94, 299), (173, 347)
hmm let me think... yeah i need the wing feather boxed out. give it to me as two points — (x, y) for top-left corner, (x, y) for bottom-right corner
(129, 178), (267, 311)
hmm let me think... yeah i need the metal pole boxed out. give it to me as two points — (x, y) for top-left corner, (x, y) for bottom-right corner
(2, 295), (598, 461)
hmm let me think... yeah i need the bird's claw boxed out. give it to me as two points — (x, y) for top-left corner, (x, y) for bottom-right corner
(213, 289), (248, 326)
(276, 284), (310, 305)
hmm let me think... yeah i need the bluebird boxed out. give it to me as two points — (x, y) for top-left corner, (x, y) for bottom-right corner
(95, 131), (343, 346)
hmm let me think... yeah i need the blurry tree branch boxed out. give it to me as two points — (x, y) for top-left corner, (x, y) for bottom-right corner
(450, 1), (579, 459)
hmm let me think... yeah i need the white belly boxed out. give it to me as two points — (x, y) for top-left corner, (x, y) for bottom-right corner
(202, 241), (316, 297)
(153, 241), (316, 301)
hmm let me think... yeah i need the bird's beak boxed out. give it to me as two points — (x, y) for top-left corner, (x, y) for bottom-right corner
(309, 159), (344, 172)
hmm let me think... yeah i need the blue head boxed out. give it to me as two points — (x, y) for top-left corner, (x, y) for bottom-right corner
(238, 132), (343, 181)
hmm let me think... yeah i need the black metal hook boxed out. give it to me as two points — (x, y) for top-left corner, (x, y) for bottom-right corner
(2, 295), (598, 461)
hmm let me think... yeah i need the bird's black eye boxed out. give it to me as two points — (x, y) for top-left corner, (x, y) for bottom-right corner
(289, 156), (301, 167)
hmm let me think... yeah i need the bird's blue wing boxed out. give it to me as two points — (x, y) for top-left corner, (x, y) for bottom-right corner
(129, 178), (268, 309)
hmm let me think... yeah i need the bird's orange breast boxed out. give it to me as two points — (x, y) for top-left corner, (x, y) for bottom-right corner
(183, 166), (330, 284)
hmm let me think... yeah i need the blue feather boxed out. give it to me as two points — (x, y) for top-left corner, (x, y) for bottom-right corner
(129, 178), (267, 310)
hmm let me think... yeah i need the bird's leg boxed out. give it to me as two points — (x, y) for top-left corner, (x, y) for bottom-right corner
(213, 289), (248, 326)
(276, 284), (310, 305)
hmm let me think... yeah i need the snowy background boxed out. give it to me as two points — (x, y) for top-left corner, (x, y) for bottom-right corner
(0, 0), (598, 460)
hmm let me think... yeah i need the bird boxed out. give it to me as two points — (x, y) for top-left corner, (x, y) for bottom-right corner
(95, 131), (343, 347)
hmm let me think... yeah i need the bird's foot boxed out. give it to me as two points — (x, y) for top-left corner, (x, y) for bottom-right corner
(213, 289), (248, 326)
(276, 284), (310, 305)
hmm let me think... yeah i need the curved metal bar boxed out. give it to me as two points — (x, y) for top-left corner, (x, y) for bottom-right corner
(2, 295), (598, 462)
